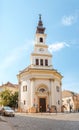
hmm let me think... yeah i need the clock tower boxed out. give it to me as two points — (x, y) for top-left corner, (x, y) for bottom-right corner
(18, 15), (63, 113)
(31, 15), (53, 70)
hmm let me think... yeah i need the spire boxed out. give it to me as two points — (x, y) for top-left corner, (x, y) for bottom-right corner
(36, 14), (45, 34)
(39, 14), (41, 21)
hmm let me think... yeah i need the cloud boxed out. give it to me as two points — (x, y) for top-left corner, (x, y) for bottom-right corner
(49, 42), (69, 52)
(62, 15), (77, 26)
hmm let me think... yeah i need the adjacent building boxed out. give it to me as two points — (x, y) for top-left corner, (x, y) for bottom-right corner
(0, 81), (19, 106)
(17, 15), (63, 113)
(0, 82), (19, 93)
(62, 90), (79, 112)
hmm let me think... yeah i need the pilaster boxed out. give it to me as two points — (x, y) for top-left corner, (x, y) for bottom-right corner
(50, 79), (55, 106)
(30, 78), (35, 107)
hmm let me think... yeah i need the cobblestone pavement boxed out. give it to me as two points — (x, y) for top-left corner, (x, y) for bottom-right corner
(0, 116), (12, 130)
(3, 113), (79, 130)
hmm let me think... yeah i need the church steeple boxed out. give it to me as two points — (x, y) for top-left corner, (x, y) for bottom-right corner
(36, 14), (45, 34)
(31, 15), (53, 70)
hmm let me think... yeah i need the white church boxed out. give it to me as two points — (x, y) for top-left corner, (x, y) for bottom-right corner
(17, 15), (63, 113)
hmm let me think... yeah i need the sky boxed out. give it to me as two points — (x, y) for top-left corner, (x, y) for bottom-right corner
(0, 0), (79, 93)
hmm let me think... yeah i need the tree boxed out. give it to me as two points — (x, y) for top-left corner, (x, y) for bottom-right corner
(9, 91), (18, 108)
(0, 90), (18, 108)
(0, 89), (11, 106)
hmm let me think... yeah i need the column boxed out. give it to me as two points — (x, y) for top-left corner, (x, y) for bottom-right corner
(30, 78), (35, 107)
(50, 79), (55, 106)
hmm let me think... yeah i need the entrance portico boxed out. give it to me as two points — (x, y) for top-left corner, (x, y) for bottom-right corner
(35, 83), (49, 112)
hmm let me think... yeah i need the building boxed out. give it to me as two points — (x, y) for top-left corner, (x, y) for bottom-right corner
(0, 82), (19, 93)
(62, 90), (79, 112)
(17, 15), (63, 113)
(0, 82), (19, 106)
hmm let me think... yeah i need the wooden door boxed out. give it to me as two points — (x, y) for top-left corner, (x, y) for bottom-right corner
(39, 98), (46, 112)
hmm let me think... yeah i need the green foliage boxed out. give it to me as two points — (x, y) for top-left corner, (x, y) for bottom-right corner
(9, 91), (18, 108)
(0, 89), (18, 108)
(0, 89), (11, 106)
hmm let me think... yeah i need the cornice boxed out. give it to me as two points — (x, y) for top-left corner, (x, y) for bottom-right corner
(18, 67), (63, 79)
(35, 33), (47, 37)
(31, 53), (52, 57)
(34, 44), (48, 48)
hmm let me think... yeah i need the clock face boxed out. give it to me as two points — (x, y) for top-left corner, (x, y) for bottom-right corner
(39, 48), (44, 52)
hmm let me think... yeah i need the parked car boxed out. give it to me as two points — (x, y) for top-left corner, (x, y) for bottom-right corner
(0, 106), (15, 117)
(0, 107), (2, 114)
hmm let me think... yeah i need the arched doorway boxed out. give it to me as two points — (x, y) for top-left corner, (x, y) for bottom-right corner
(35, 84), (49, 112)
(39, 98), (46, 112)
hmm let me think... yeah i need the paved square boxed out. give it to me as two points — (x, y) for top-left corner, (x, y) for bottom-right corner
(2, 113), (79, 130)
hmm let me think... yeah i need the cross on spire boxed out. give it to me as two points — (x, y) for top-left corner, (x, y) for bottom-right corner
(39, 14), (41, 21)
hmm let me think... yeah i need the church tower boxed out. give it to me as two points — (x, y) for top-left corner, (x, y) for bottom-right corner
(17, 15), (63, 113)
(31, 15), (53, 70)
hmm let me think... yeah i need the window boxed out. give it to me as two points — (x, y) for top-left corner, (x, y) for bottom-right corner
(67, 99), (71, 103)
(23, 85), (27, 91)
(45, 59), (48, 66)
(39, 88), (45, 93)
(24, 100), (26, 105)
(58, 100), (60, 105)
(40, 37), (43, 42)
(56, 86), (60, 92)
(40, 59), (43, 66)
(36, 59), (39, 65)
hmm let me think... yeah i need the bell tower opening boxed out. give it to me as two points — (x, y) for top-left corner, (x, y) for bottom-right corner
(40, 37), (43, 42)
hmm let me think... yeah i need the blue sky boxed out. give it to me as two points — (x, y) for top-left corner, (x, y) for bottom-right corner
(0, 0), (79, 93)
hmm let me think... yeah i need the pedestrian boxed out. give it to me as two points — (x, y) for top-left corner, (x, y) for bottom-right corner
(47, 104), (51, 113)
(55, 106), (57, 114)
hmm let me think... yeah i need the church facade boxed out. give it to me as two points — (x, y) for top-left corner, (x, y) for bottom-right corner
(17, 15), (63, 113)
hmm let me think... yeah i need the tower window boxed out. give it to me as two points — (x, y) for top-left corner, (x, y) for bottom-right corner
(45, 59), (48, 66)
(40, 37), (43, 42)
(40, 59), (43, 66)
(36, 59), (39, 65)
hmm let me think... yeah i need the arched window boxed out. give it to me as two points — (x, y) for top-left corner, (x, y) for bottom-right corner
(23, 85), (27, 91)
(36, 59), (39, 65)
(39, 88), (45, 93)
(45, 59), (48, 66)
(40, 37), (43, 42)
(40, 59), (43, 66)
